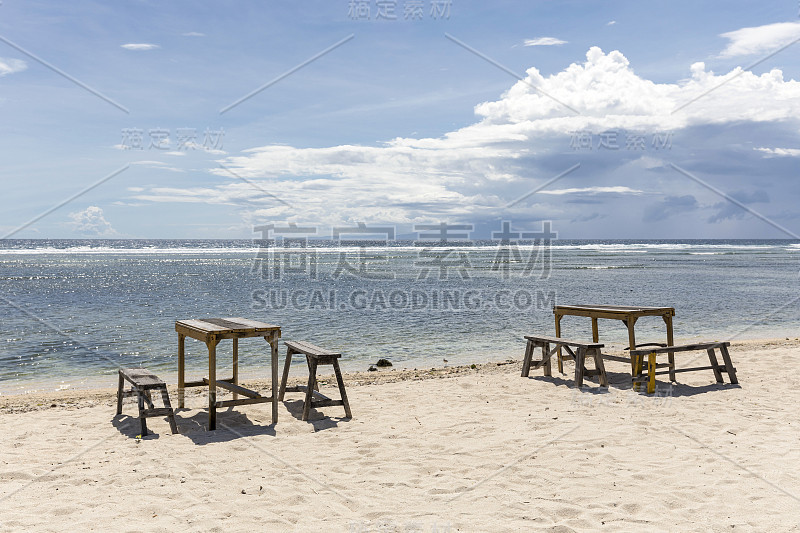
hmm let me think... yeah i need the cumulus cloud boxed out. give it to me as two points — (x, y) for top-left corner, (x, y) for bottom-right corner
(756, 147), (800, 157)
(0, 57), (27, 77)
(524, 37), (567, 46)
(719, 22), (800, 58)
(129, 47), (800, 228)
(68, 206), (117, 236)
(121, 43), (160, 51)
(538, 186), (643, 196)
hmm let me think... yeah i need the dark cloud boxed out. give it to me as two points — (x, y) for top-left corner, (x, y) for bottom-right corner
(643, 195), (698, 222)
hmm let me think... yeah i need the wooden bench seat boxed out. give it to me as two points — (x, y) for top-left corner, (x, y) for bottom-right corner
(116, 368), (178, 436)
(630, 341), (738, 393)
(278, 341), (352, 421)
(522, 335), (607, 388)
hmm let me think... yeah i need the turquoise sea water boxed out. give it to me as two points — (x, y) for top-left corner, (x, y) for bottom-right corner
(1, 239), (798, 394)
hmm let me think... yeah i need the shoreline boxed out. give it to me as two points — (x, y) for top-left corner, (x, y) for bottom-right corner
(2, 336), (797, 414)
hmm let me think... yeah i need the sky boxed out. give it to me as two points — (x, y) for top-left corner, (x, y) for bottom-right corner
(0, 0), (799, 239)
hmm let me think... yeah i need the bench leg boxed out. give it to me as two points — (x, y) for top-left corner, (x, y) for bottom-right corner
(521, 340), (534, 377)
(706, 348), (724, 383)
(302, 360), (317, 421)
(719, 345), (738, 384)
(574, 347), (586, 388)
(137, 391), (149, 436)
(306, 357), (319, 392)
(555, 314), (564, 374)
(116, 371), (124, 415)
(332, 359), (352, 419)
(647, 352), (657, 394)
(632, 354), (644, 392)
(160, 387), (179, 434)
(279, 348), (293, 401)
(592, 348), (608, 387)
(542, 342), (552, 377)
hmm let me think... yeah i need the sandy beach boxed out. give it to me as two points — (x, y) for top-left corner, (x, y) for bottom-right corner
(1, 337), (799, 532)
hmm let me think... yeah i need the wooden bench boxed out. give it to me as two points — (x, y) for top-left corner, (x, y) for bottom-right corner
(116, 368), (178, 436)
(522, 335), (607, 388)
(629, 341), (738, 394)
(278, 341), (352, 421)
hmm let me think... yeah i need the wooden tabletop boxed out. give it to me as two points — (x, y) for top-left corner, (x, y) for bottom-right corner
(176, 317), (280, 340)
(554, 304), (674, 315)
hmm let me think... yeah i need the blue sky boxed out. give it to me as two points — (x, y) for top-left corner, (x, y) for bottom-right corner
(1, 0), (799, 239)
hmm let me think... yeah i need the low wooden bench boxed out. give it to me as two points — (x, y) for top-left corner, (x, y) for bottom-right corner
(522, 335), (607, 388)
(629, 341), (738, 394)
(278, 340), (352, 421)
(116, 368), (178, 436)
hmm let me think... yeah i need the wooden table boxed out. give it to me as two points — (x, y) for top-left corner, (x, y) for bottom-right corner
(176, 317), (281, 430)
(553, 304), (675, 380)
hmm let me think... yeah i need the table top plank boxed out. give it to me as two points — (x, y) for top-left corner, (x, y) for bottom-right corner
(554, 304), (675, 316)
(176, 317), (280, 335)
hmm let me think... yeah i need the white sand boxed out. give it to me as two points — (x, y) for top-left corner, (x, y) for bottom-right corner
(1, 338), (799, 532)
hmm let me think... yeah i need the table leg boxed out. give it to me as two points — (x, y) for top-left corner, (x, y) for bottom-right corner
(269, 333), (279, 425)
(177, 333), (185, 409)
(626, 317), (637, 375)
(208, 336), (217, 431)
(232, 337), (239, 401)
(591, 317), (599, 343)
(664, 314), (676, 382)
(554, 313), (563, 373)
(647, 352), (657, 394)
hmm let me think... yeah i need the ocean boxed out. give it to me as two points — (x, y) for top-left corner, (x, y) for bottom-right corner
(1, 239), (798, 394)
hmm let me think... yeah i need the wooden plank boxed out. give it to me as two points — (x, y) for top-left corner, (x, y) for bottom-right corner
(630, 342), (729, 356)
(178, 333), (185, 408)
(521, 339), (534, 377)
(208, 338), (216, 431)
(120, 368), (165, 388)
(224, 317), (280, 330)
(284, 339), (341, 357)
(215, 397), (273, 408)
(204, 378), (261, 398)
(719, 344), (739, 384)
(311, 399), (345, 408)
(523, 335), (603, 349)
(232, 337), (239, 401)
(555, 304), (675, 314)
(653, 365), (731, 375)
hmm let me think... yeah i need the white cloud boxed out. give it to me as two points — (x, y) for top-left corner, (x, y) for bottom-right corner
(719, 22), (800, 58)
(130, 47), (800, 226)
(121, 43), (160, 51)
(68, 206), (117, 236)
(755, 147), (800, 157)
(182, 32), (205, 37)
(538, 186), (644, 196)
(524, 37), (567, 47)
(607, 21), (616, 26)
(0, 57), (27, 77)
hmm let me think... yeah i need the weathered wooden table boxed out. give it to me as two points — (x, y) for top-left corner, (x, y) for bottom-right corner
(176, 317), (281, 430)
(553, 304), (676, 379)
